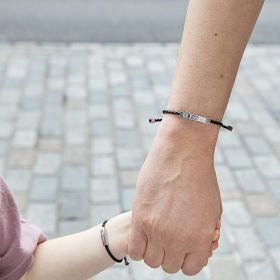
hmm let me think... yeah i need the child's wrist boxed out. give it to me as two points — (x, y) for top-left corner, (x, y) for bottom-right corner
(104, 212), (131, 260)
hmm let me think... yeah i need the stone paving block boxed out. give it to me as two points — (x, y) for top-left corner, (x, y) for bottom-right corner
(116, 148), (143, 169)
(223, 200), (251, 226)
(16, 111), (40, 129)
(65, 128), (88, 146)
(244, 260), (278, 280)
(5, 169), (31, 192)
(245, 193), (279, 215)
(209, 257), (246, 280)
(34, 153), (61, 175)
(89, 104), (110, 120)
(121, 188), (135, 211)
(112, 99), (135, 129)
(27, 203), (57, 235)
(224, 148), (252, 169)
(38, 137), (63, 151)
(268, 179), (280, 204)
(130, 260), (166, 280)
(64, 110), (87, 127)
(0, 121), (14, 139)
(30, 176), (58, 201)
(244, 135), (272, 155)
(59, 192), (88, 219)
(64, 146), (88, 164)
(91, 204), (121, 225)
(61, 165), (88, 190)
(115, 129), (141, 148)
(8, 148), (35, 167)
(216, 166), (238, 193)
(91, 267), (130, 280)
(90, 119), (112, 137)
(235, 121), (261, 135)
(254, 155), (280, 179)
(218, 131), (242, 148)
(234, 169), (266, 193)
(58, 219), (89, 236)
(233, 227), (265, 260)
(91, 155), (116, 176)
(40, 117), (63, 137)
(255, 217), (280, 247)
(13, 193), (28, 213)
(0, 140), (9, 156)
(119, 170), (139, 187)
(91, 137), (114, 154)
(270, 248), (280, 273)
(91, 177), (119, 203)
(13, 130), (37, 148)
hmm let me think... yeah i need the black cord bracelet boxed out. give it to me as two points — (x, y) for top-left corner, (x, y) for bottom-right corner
(149, 109), (233, 131)
(100, 220), (129, 266)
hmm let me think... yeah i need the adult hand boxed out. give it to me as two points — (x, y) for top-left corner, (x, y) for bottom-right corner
(128, 115), (222, 275)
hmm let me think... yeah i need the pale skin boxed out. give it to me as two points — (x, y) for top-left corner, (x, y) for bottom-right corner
(20, 212), (220, 280)
(129, 0), (264, 276)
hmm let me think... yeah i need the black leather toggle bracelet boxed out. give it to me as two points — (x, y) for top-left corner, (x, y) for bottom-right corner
(149, 109), (233, 131)
(100, 220), (130, 266)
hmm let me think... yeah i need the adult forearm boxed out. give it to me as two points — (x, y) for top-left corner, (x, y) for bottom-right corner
(163, 0), (264, 141)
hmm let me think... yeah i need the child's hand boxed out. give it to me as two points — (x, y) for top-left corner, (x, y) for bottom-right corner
(209, 220), (221, 258)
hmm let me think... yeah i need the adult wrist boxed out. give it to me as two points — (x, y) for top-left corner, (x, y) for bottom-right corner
(155, 113), (219, 157)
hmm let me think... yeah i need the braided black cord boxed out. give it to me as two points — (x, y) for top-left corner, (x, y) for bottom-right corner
(102, 220), (129, 265)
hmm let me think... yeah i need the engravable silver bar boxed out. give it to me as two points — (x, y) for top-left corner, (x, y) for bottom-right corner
(180, 112), (211, 124)
(100, 227), (109, 246)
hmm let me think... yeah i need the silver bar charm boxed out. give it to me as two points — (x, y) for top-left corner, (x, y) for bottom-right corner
(100, 227), (109, 246)
(180, 112), (211, 124)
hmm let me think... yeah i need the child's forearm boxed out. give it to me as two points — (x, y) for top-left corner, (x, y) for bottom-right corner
(21, 212), (131, 280)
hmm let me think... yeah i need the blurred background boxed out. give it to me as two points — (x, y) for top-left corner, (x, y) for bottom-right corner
(0, 1), (280, 280)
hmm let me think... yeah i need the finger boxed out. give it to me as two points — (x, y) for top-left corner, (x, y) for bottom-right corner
(128, 225), (148, 261)
(213, 229), (220, 241)
(161, 249), (186, 274)
(143, 237), (164, 268)
(182, 249), (210, 276)
(209, 251), (213, 258)
(210, 241), (219, 251)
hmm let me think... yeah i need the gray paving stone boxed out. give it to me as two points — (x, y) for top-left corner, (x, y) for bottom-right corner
(59, 192), (88, 219)
(13, 130), (37, 148)
(121, 188), (135, 211)
(116, 148), (143, 169)
(209, 257), (247, 280)
(0, 121), (14, 139)
(0, 140), (9, 156)
(245, 193), (279, 215)
(254, 155), (280, 179)
(268, 179), (280, 204)
(270, 248), (280, 273)
(244, 135), (272, 155)
(30, 177), (58, 201)
(38, 137), (63, 151)
(91, 267), (130, 280)
(34, 153), (61, 175)
(90, 119), (112, 137)
(91, 156), (116, 176)
(216, 166), (238, 193)
(233, 227), (265, 260)
(234, 169), (266, 193)
(5, 169), (31, 192)
(61, 165), (88, 190)
(119, 170), (139, 187)
(8, 149), (35, 167)
(224, 148), (252, 169)
(223, 200), (251, 226)
(27, 203), (57, 235)
(91, 204), (121, 225)
(58, 219), (89, 235)
(91, 137), (114, 154)
(255, 217), (280, 247)
(244, 260), (278, 280)
(91, 177), (119, 203)
(65, 128), (88, 146)
(218, 131), (242, 148)
(64, 146), (88, 164)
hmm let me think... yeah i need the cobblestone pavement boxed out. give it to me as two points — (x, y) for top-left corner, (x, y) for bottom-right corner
(0, 42), (280, 280)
